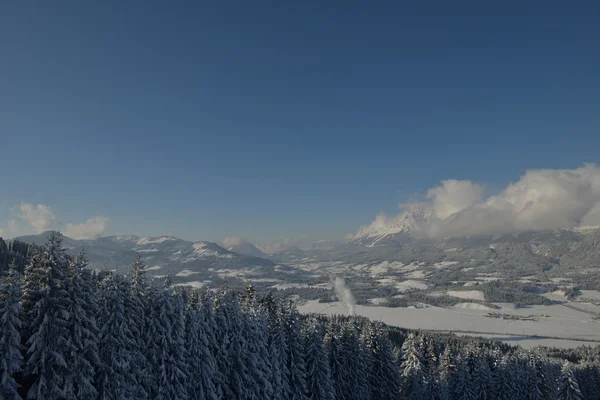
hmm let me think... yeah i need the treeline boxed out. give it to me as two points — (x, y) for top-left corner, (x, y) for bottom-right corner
(0, 233), (597, 399)
(0, 237), (30, 275)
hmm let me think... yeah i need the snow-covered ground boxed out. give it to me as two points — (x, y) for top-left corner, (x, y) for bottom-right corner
(298, 300), (600, 348)
(396, 280), (428, 292)
(447, 290), (485, 301)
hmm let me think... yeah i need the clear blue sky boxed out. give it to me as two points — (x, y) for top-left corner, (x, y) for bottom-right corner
(1, 1), (599, 242)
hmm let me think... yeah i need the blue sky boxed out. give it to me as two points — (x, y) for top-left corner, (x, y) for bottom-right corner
(1, 1), (599, 243)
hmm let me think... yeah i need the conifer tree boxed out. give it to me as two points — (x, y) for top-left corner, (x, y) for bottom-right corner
(0, 264), (24, 399)
(25, 232), (77, 399)
(284, 301), (308, 400)
(401, 333), (424, 399)
(185, 296), (218, 400)
(364, 322), (399, 400)
(64, 250), (99, 399)
(304, 317), (334, 400)
(556, 361), (582, 400)
(96, 273), (138, 399)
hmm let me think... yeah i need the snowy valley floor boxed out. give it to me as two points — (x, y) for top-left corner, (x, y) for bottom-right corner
(298, 300), (600, 349)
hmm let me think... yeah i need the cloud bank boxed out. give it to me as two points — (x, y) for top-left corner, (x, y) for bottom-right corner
(65, 217), (111, 240)
(356, 164), (600, 239)
(221, 236), (246, 248)
(1, 203), (110, 240)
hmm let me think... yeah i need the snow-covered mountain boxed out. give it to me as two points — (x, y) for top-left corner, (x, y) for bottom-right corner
(224, 241), (269, 258)
(349, 207), (436, 246)
(15, 232), (280, 286)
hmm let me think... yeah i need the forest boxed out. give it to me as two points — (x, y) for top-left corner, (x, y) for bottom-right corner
(0, 232), (598, 399)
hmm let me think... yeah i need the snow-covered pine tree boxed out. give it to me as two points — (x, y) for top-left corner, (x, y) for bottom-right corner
(96, 272), (138, 399)
(127, 254), (151, 398)
(363, 322), (399, 400)
(323, 320), (343, 399)
(303, 317), (334, 400)
(494, 354), (518, 400)
(155, 277), (189, 400)
(526, 351), (552, 400)
(269, 303), (292, 399)
(439, 346), (454, 399)
(421, 335), (443, 400)
(201, 291), (229, 399)
(25, 232), (77, 400)
(284, 301), (308, 400)
(185, 295), (218, 400)
(20, 246), (46, 337)
(64, 249), (99, 399)
(0, 264), (24, 399)
(556, 361), (582, 400)
(337, 320), (371, 400)
(400, 333), (424, 400)
(241, 291), (274, 400)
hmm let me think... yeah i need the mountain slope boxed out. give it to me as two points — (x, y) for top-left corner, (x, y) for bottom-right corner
(14, 232), (278, 286)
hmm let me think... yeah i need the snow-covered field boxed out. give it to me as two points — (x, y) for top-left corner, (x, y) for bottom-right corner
(298, 300), (600, 349)
(395, 280), (428, 292)
(447, 290), (485, 301)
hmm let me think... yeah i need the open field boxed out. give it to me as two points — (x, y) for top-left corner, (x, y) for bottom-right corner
(298, 300), (600, 349)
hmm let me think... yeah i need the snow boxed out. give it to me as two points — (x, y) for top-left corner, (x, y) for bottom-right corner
(297, 300), (600, 348)
(136, 236), (176, 245)
(454, 303), (495, 311)
(579, 290), (600, 300)
(368, 298), (389, 305)
(176, 269), (199, 277)
(447, 290), (485, 301)
(192, 242), (233, 258)
(433, 261), (459, 269)
(543, 290), (568, 302)
(405, 270), (426, 279)
(395, 280), (428, 292)
(174, 281), (207, 288)
(145, 265), (162, 271)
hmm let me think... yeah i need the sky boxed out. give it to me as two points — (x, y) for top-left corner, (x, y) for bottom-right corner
(1, 1), (599, 244)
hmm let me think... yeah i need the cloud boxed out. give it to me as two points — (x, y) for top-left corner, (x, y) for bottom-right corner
(64, 216), (111, 240)
(1, 203), (110, 239)
(221, 236), (246, 248)
(17, 204), (58, 233)
(356, 164), (600, 239)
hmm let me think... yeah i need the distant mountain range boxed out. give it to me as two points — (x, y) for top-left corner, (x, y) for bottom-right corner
(14, 222), (600, 287)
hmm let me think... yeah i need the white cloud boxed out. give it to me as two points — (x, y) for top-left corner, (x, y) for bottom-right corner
(221, 236), (246, 248)
(425, 179), (484, 219)
(64, 216), (111, 240)
(356, 164), (600, 239)
(0, 203), (110, 239)
(17, 203), (58, 233)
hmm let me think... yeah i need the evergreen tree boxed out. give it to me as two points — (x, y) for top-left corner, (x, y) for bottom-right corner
(324, 320), (343, 400)
(363, 322), (399, 400)
(284, 301), (308, 400)
(201, 292), (229, 399)
(64, 250), (99, 399)
(185, 297), (218, 400)
(25, 232), (77, 399)
(494, 355), (518, 400)
(242, 293), (274, 400)
(303, 317), (334, 400)
(0, 265), (24, 399)
(556, 361), (582, 400)
(400, 333), (424, 399)
(96, 273), (138, 399)
(155, 278), (189, 400)
(126, 254), (150, 399)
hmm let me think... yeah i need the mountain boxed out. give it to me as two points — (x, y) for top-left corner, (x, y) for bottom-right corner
(224, 241), (269, 258)
(14, 232), (280, 286)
